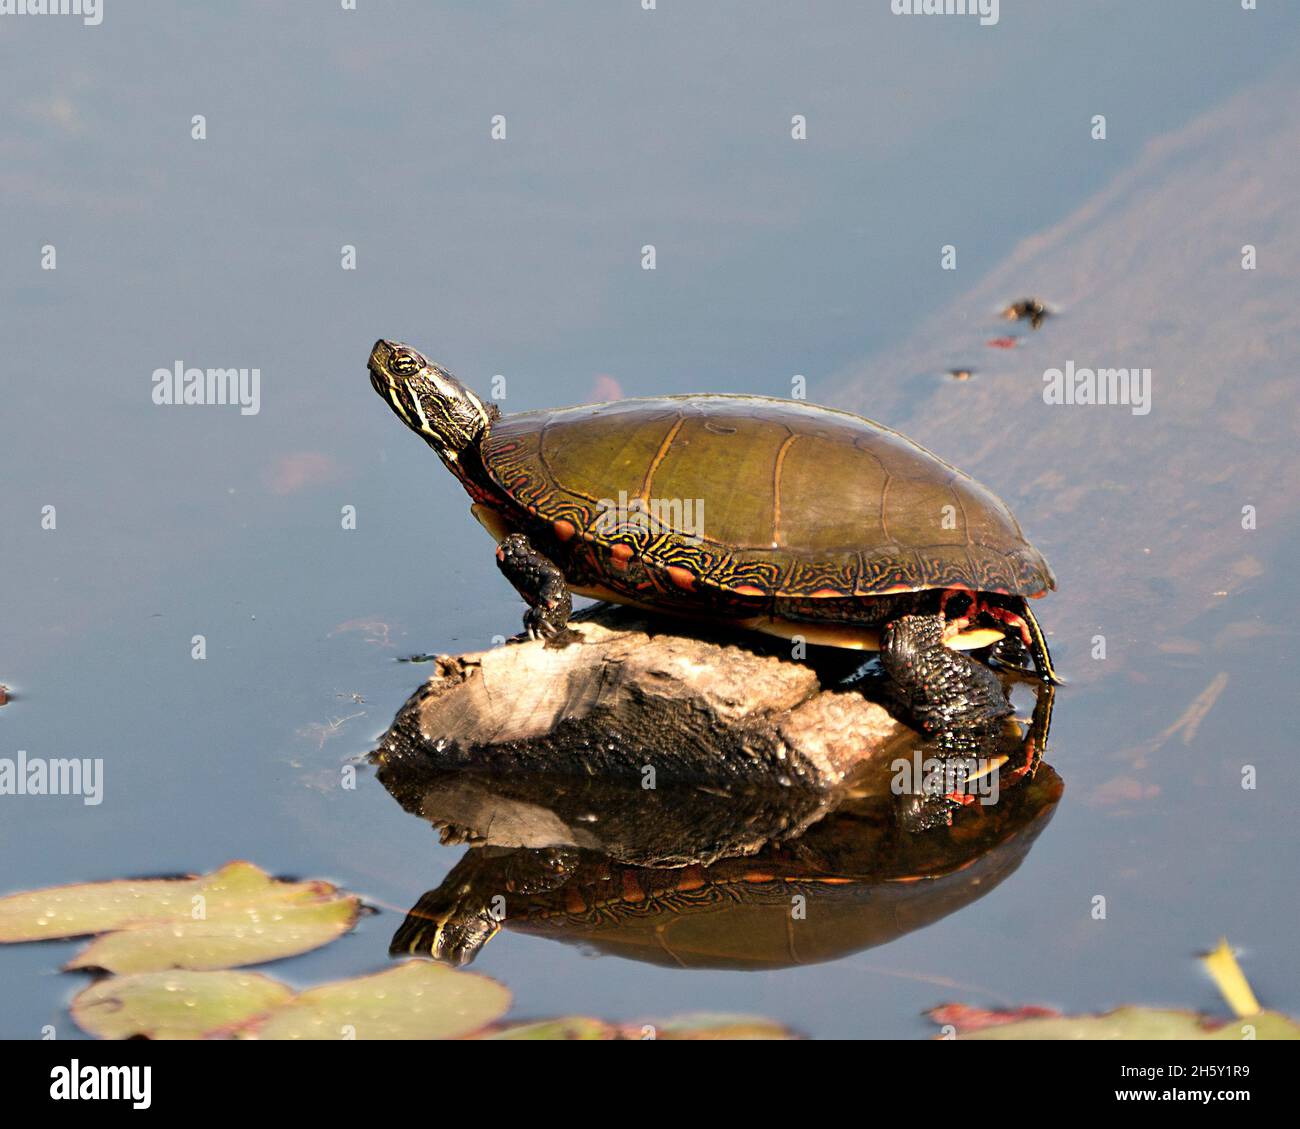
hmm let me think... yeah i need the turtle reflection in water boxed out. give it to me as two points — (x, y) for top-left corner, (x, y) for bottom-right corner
(368, 340), (1060, 742)
(380, 679), (1060, 970)
(390, 763), (1063, 970)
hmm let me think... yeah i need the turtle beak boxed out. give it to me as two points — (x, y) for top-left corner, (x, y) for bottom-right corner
(368, 338), (391, 371)
(368, 339), (395, 393)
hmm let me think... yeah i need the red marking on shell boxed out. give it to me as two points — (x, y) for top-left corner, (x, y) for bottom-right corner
(674, 866), (706, 892)
(808, 587), (844, 598)
(620, 872), (646, 902)
(733, 584), (766, 597)
(553, 519), (577, 542)
(666, 566), (696, 591)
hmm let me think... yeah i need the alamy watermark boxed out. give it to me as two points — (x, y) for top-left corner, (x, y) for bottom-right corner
(1042, 361), (1151, 416)
(891, 0), (998, 28)
(152, 361), (261, 415)
(50, 1061), (149, 1109)
(891, 751), (1001, 806)
(0, 0), (102, 25)
(594, 491), (705, 543)
(1, 751), (103, 805)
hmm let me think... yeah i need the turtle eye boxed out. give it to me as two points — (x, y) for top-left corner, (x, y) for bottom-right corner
(391, 352), (420, 376)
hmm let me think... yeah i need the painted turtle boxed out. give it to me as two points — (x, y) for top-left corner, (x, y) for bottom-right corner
(368, 340), (1059, 732)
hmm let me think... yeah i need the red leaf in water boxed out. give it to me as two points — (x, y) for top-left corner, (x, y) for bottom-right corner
(985, 336), (1019, 350)
(929, 1003), (1060, 1032)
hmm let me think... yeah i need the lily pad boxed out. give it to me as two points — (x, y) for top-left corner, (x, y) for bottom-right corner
(639, 1013), (796, 1040)
(0, 861), (359, 972)
(65, 964), (799, 1041)
(935, 1006), (1300, 1040)
(72, 970), (293, 1040)
(245, 962), (511, 1040)
(71, 962), (511, 1040)
(479, 1016), (615, 1040)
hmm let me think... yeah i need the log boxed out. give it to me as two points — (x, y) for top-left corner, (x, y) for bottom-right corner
(374, 605), (910, 789)
(371, 606), (919, 864)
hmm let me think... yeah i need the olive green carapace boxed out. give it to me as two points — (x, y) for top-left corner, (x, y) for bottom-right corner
(481, 396), (1054, 599)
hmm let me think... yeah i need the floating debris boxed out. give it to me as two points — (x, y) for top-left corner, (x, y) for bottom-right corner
(929, 940), (1297, 1040)
(1202, 939), (1260, 1018)
(1002, 297), (1051, 329)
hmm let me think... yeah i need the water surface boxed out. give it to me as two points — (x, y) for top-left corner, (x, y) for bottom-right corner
(2, 1), (1298, 1037)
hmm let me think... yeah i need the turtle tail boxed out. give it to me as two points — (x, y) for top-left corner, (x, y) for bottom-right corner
(1018, 598), (1063, 685)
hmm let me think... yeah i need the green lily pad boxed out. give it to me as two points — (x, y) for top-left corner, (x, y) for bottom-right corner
(480, 1017), (616, 1040)
(944, 1007), (1300, 1040)
(245, 962), (511, 1040)
(0, 861), (359, 972)
(72, 970), (293, 1040)
(637, 1013), (796, 1040)
(71, 963), (511, 1040)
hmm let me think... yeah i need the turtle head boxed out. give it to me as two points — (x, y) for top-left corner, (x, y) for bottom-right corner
(368, 339), (495, 465)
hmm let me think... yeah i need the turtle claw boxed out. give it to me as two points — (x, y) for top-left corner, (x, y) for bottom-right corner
(523, 606), (578, 648)
(897, 792), (961, 832)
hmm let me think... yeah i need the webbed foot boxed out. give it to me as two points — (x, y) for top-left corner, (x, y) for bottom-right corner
(880, 613), (1013, 740)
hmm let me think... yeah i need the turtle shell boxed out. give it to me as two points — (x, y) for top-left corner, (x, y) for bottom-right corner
(479, 395), (1054, 598)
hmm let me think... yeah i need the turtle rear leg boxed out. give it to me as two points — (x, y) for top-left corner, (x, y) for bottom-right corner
(495, 532), (575, 644)
(879, 613), (1013, 739)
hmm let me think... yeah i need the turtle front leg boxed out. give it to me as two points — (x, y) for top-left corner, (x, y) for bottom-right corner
(879, 614), (1013, 739)
(495, 532), (574, 644)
